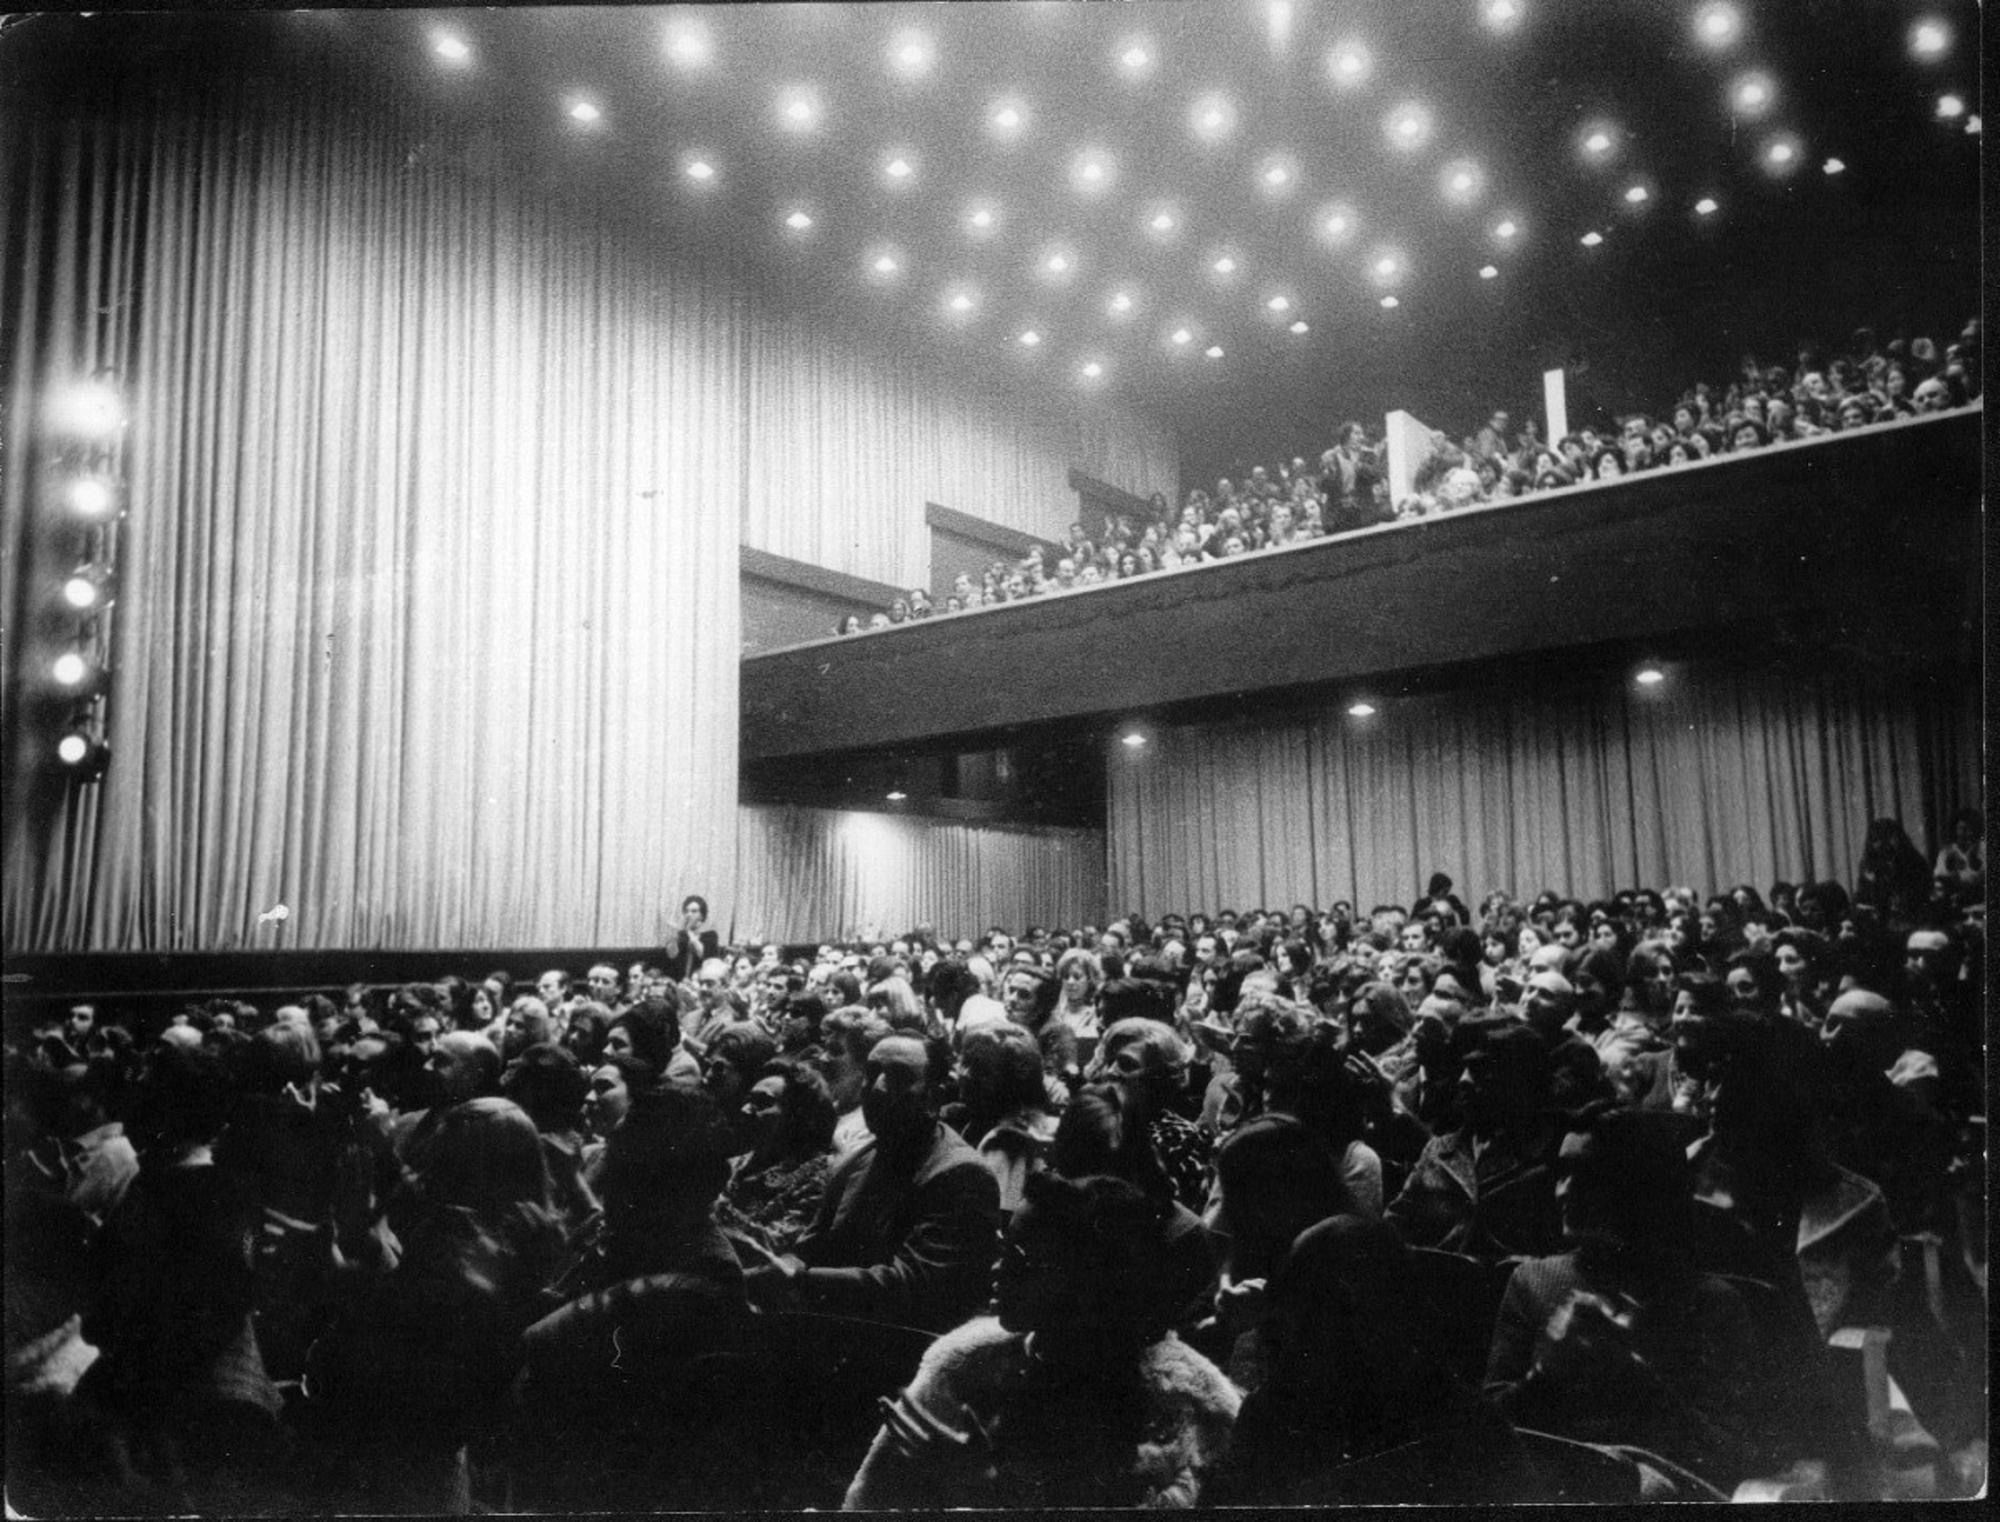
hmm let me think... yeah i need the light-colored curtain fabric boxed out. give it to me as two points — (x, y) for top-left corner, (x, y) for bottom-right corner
(5, 67), (741, 951)
(1109, 667), (1979, 919)
(741, 298), (1177, 591)
(734, 806), (1107, 945)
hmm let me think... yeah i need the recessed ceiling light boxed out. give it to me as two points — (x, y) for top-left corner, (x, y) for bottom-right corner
(1480, 0), (1523, 34)
(968, 205), (995, 230)
(1191, 93), (1237, 142)
(1119, 42), (1152, 74)
(685, 159), (715, 181)
(1264, 163), (1291, 186)
(1635, 666), (1666, 687)
(1045, 253), (1070, 273)
(785, 210), (813, 230)
(1120, 730), (1147, 747)
(778, 89), (821, 130)
(432, 31), (470, 63)
(1288, 320), (1309, 334)
(1909, 17), (1951, 60)
(1328, 41), (1371, 86)
(1624, 184), (1649, 203)
(873, 254), (900, 275)
(1151, 211), (1176, 233)
(1494, 218), (1519, 239)
(889, 30), (934, 76)
(1764, 136), (1799, 165)
(1936, 93), (1965, 119)
(1316, 202), (1357, 244)
(1347, 701), (1377, 717)
(1109, 291), (1134, 315)
(1071, 151), (1115, 192)
(663, 18), (712, 68)
(1020, 330), (1041, 346)
(1214, 256), (1237, 274)
(948, 291), (975, 313)
(1379, 296), (1399, 309)
(1205, 345), (1225, 358)
(1267, 295), (1290, 312)
(885, 789), (908, 801)
(1822, 157), (1845, 175)
(568, 100), (601, 125)
(1731, 72), (1775, 116)
(1694, 196), (1719, 215)
(990, 102), (1025, 135)
(1479, 264), (1499, 278)
(1171, 327), (1193, 345)
(1580, 230), (1604, 246)
(885, 157), (913, 180)
(1384, 102), (1433, 150)
(1694, 2), (1741, 49)
(1581, 126), (1614, 156)
(1441, 158), (1485, 205)
(1081, 360), (1104, 379)
(1374, 255), (1398, 277)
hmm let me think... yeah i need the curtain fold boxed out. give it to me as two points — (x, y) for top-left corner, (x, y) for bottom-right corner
(1109, 667), (1978, 919)
(733, 806), (1107, 946)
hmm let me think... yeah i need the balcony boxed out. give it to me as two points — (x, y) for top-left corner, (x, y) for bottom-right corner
(742, 408), (1981, 762)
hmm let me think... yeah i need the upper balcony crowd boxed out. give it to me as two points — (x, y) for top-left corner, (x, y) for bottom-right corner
(837, 316), (1981, 633)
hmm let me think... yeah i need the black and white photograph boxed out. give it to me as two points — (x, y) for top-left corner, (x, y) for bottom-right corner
(1, 0), (1984, 1511)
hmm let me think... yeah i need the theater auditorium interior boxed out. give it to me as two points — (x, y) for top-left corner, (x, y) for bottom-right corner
(1, 1), (1986, 1511)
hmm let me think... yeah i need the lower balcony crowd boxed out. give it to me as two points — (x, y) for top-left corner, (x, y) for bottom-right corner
(6, 807), (1985, 1509)
(839, 314), (1981, 632)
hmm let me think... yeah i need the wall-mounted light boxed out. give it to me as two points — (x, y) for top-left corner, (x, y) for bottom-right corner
(55, 728), (111, 780)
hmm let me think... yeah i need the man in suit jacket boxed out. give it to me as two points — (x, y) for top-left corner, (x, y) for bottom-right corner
(742, 1035), (999, 1333)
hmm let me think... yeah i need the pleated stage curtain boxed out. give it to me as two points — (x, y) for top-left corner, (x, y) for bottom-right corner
(3, 60), (741, 951)
(1108, 667), (1979, 920)
(733, 807), (1107, 946)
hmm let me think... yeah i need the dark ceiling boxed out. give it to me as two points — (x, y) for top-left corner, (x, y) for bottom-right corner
(8, 1), (1983, 490)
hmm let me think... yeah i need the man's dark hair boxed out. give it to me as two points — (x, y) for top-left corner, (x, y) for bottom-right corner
(503, 1042), (589, 1132)
(599, 1087), (733, 1230)
(608, 999), (680, 1072)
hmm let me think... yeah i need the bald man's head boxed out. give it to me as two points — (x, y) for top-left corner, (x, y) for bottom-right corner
(1521, 971), (1577, 1035)
(430, 1030), (501, 1103)
(1821, 988), (1897, 1057)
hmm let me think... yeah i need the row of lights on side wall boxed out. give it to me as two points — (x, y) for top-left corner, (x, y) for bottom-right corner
(35, 374), (127, 778)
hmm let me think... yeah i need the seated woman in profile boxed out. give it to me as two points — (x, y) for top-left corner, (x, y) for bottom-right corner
(715, 1057), (836, 1255)
(843, 1172), (1240, 1511)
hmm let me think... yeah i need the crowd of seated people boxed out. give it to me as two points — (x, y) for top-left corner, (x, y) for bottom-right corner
(5, 810), (1984, 1509)
(835, 314), (1981, 633)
